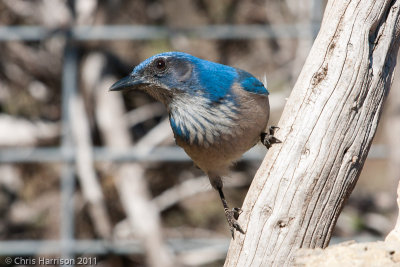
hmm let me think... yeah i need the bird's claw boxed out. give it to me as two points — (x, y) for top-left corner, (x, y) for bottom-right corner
(225, 207), (245, 239)
(261, 126), (282, 149)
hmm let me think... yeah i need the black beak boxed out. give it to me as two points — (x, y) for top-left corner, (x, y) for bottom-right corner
(109, 74), (146, 91)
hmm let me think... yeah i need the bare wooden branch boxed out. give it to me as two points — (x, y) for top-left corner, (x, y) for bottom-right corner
(285, 0), (315, 82)
(95, 78), (175, 267)
(124, 102), (165, 127)
(75, 0), (98, 25)
(3, 0), (72, 27)
(113, 172), (248, 242)
(0, 115), (58, 146)
(84, 53), (176, 267)
(225, 1), (400, 266)
(70, 93), (112, 239)
(154, 173), (249, 212)
(133, 117), (173, 155)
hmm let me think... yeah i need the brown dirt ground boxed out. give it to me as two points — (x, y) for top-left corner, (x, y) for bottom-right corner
(295, 239), (400, 267)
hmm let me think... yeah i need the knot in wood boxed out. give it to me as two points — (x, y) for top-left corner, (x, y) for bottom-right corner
(311, 65), (328, 86)
(301, 147), (310, 159)
(276, 217), (294, 228)
(262, 205), (273, 216)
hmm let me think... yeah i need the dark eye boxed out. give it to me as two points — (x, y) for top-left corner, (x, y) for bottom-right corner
(154, 58), (166, 71)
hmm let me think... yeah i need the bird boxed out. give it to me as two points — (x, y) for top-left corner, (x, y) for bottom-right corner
(110, 51), (280, 238)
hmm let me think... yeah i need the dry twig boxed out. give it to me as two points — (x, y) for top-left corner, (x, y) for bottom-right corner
(83, 52), (176, 267)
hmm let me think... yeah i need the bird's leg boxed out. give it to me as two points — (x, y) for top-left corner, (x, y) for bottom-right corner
(217, 187), (245, 238)
(261, 126), (282, 149)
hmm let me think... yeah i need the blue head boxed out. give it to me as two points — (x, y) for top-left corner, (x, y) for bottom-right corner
(110, 52), (269, 144)
(110, 52), (268, 104)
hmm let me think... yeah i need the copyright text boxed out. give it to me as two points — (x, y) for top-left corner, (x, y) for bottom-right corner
(4, 256), (97, 265)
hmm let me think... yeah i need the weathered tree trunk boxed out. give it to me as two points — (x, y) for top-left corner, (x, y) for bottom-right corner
(225, 1), (400, 266)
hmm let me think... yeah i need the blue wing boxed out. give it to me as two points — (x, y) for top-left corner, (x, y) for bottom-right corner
(237, 70), (269, 96)
(195, 59), (237, 102)
(182, 55), (269, 99)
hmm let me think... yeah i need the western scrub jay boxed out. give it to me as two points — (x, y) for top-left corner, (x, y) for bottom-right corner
(110, 51), (280, 238)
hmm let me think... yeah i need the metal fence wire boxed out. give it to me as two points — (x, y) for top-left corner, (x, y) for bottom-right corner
(0, 0), (389, 265)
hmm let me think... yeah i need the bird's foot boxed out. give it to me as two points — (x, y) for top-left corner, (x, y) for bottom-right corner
(261, 126), (282, 149)
(217, 187), (245, 238)
(225, 207), (245, 239)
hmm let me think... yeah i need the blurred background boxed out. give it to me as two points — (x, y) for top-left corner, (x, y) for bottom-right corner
(0, 0), (399, 266)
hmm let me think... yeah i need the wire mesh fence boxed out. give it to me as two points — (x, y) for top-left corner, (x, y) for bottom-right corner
(0, 0), (393, 266)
